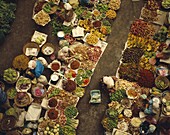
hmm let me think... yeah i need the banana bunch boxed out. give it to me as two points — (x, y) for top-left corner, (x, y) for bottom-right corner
(150, 87), (162, 96)
(127, 34), (160, 52)
(78, 19), (92, 32)
(90, 29), (106, 40)
(139, 56), (155, 71)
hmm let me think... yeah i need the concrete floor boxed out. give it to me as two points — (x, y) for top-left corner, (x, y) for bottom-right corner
(0, 0), (144, 135)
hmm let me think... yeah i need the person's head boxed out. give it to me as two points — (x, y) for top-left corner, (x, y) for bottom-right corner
(28, 60), (36, 69)
(62, 46), (69, 53)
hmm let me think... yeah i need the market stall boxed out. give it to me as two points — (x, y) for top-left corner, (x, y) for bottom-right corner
(0, 0), (122, 134)
(101, 0), (170, 135)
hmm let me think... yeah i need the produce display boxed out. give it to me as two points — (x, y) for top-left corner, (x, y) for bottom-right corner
(7, 87), (17, 99)
(145, 0), (159, 11)
(140, 7), (158, 22)
(101, 0), (170, 134)
(162, 0), (170, 9)
(33, 10), (51, 26)
(130, 19), (155, 38)
(0, 0), (16, 43)
(118, 63), (139, 82)
(0, 0), (169, 134)
(108, 0), (121, 10)
(14, 92), (31, 107)
(16, 76), (31, 92)
(109, 89), (126, 102)
(3, 68), (19, 83)
(153, 26), (168, 43)
(101, 76), (170, 134)
(1, 0), (120, 133)
(64, 106), (78, 119)
(12, 54), (29, 70)
(121, 47), (144, 63)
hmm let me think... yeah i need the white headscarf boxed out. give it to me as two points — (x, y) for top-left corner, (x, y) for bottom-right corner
(28, 60), (36, 69)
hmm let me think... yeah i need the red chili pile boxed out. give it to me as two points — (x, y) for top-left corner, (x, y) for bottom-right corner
(130, 19), (155, 38)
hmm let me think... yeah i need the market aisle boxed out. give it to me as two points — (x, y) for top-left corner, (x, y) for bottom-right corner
(76, 0), (144, 135)
(0, 0), (143, 135)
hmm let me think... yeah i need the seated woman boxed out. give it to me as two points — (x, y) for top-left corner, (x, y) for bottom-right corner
(28, 59), (44, 78)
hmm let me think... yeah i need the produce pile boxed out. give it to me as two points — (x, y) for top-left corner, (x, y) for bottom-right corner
(162, 0), (170, 9)
(0, 0), (122, 134)
(101, 0), (170, 134)
(0, 0), (16, 43)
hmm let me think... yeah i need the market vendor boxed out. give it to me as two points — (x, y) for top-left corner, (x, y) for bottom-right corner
(57, 46), (71, 62)
(28, 59), (44, 78)
(144, 98), (156, 115)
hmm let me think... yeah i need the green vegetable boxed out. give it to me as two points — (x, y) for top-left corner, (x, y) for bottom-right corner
(73, 87), (85, 97)
(64, 106), (78, 119)
(82, 10), (92, 19)
(51, 18), (73, 35)
(155, 80), (168, 89)
(61, 125), (76, 135)
(106, 108), (118, 119)
(75, 75), (83, 85)
(110, 89), (126, 101)
(0, 0), (16, 36)
(5, 107), (17, 117)
(85, 70), (93, 77)
(3, 68), (18, 83)
(66, 118), (79, 129)
(77, 69), (85, 75)
(75, 70), (92, 86)
(162, 0), (170, 8)
(48, 88), (60, 98)
(43, 3), (51, 13)
(102, 117), (118, 132)
(153, 26), (168, 43)
(102, 19), (111, 26)
(96, 3), (108, 13)
(74, 6), (86, 19)
(7, 87), (17, 99)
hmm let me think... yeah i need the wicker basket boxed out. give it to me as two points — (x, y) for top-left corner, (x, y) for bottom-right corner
(23, 42), (40, 56)
(41, 43), (55, 55)
(14, 92), (30, 107)
(155, 76), (170, 90)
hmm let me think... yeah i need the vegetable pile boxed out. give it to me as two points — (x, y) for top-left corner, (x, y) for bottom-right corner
(3, 68), (18, 83)
(109, 89), (126, 102)
(122, 47), (144, 63)
(64, 106), (78, 119)
(130, 19), (155, 38)
(162, 0), (170, 9)
(153, 26), (168, 43)
(0, 0), (16, 43)
(118, 63), (139, 82)
(7, 87), (17, 99)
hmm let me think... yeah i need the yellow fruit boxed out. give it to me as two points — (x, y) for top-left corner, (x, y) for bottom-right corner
(118, 114), (123, 119)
